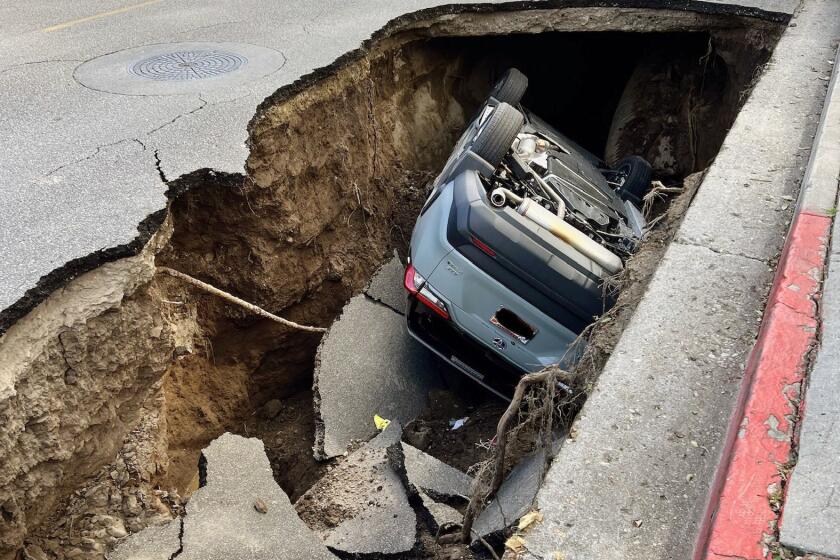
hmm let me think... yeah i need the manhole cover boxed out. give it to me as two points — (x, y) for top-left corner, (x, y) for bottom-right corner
(75, 42), (285, 95)
(129, 50), (248, 81)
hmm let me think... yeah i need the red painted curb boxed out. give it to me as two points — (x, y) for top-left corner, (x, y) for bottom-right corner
(697, 212), (831, 560)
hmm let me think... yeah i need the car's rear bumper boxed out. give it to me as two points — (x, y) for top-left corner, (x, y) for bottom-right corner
(406, 297), (526, 400)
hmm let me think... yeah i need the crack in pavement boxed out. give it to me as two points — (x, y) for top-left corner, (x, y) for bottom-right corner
(0, 58), (83, 76)
(168, 516), (185, 560)
(146, 96), (208, 136)
(362, 291), (404, 316)
(673, 238), (772, 264)
(153, 149), (168, 183)
(44, 137), (147, 177)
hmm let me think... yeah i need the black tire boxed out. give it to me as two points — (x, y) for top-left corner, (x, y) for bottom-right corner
(471, 103), (524, 168)
(616, 156), (652, 201)
(489, 68), (528, 105)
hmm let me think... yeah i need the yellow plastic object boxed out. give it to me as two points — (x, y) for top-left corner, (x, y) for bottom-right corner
(373, 414), (391, 431)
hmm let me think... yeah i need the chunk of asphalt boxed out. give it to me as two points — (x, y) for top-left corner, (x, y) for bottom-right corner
(295, 423), (417, 556)
(472, 446), (548, 542)
(107, 519), (182, 560)
(313, 294), (442, 460)
(419, 492), (463, 533)
(403, 443), (473, 500)
(179, 433), (336, 560)
(107, 434), (335, 560)
(364, 251), (406, 314)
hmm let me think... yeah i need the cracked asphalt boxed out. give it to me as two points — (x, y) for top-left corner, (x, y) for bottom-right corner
(0, 0), (506, 321)
(0, 0), (797, 326)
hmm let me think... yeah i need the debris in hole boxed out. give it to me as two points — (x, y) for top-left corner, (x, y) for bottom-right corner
(313, 294), (443, 460)
(257, 399), (283, 420)
(418, 492), (463, 533)
(403, 443), (473, 500)
(365, 251), (407, 313)
(296, 423), (416, 555)
(472, 445), (555, 543)
(253, 499), (268, 514)
(111, 433), (336, 560)
(450, 417), (469, 431)
(374, 414), (391, 431)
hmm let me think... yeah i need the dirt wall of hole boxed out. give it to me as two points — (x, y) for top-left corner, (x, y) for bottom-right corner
(0, 7), (782, 559)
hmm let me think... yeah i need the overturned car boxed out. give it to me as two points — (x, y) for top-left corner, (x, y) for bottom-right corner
(404, 69), (652, 398)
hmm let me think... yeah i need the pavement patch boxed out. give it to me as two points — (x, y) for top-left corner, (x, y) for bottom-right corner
(313, 294), (442, 460)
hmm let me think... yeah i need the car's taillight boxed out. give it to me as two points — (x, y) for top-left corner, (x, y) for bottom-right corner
(404, 263), (425, 294)
(404, 264), (450, 320)
(416, 286), (450, 320)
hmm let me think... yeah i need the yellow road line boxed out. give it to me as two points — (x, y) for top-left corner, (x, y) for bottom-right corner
(41, 0), (164, 33)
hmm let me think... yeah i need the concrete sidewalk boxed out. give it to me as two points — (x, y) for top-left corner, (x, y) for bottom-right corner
(521, 1), (840, 558)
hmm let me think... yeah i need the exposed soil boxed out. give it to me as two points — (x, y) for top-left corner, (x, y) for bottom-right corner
(405, 388), (506, 475)
(0, 7), (784, 560)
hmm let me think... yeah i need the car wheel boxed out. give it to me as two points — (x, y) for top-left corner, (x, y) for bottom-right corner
(471, 103), (524, 168)
(489, 68), (528, 105)
(616, 156), (652, 201)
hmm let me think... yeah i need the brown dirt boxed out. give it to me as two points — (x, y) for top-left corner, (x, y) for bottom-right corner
(405, 389), (506, 475)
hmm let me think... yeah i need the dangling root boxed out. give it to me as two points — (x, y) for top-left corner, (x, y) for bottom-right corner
(459, 367), (571, 543)
(156, 266), (328, 333)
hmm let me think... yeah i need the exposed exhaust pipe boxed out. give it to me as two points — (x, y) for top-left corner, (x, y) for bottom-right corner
(490, 188), (623, 275)
(489, 187), (523, 208)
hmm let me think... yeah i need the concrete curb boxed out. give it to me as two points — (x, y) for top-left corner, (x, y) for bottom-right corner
(697, 44), (840, 560)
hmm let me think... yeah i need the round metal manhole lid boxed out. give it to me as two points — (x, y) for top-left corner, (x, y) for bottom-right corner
(129, 50), (248, 81)
(75, 42), (285, 95)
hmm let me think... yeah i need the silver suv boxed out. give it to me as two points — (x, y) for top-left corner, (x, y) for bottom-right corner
(404, 69), (651, 398)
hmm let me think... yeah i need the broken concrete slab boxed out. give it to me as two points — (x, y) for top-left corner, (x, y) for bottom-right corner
(472, 446), (548, 542)
(107, 519), (182, 560)
(314, 294), (442, 459)
(182, 433), (336, 560)
(296, 423), (417, 555)
(365, 251), (407, 313)
(403, 443), (472, 500)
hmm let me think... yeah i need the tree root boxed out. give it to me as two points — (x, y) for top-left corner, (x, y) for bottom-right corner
(459, 367), (570, 543)
(156, 266), (328, 333)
